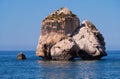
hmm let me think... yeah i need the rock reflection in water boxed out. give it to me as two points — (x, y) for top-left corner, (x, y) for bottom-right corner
(36, 60), (106, 79)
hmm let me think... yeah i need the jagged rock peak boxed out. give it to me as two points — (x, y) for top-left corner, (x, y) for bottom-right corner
(53, 7), (72, 15)
(82, 20), (98, 32)
(44, 7), (76, 20)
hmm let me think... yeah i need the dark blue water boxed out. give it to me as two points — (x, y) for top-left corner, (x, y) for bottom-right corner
(0, 51), (120, 79)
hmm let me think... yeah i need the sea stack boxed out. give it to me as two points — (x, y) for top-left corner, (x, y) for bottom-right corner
(36, 7), (107, 60)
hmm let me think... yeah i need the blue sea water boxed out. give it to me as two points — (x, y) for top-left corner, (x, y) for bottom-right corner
(0, 51), (120, 79)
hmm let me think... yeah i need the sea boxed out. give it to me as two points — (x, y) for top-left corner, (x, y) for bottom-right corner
(0, 51), (120, 79)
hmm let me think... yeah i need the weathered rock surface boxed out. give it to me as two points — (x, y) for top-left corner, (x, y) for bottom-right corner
(73, 20), (107, 59)
(36, 7), (107, 60)
(51, 37), (79, 60)
(16, 52), (26, 60)
(36, 7), (80, 59)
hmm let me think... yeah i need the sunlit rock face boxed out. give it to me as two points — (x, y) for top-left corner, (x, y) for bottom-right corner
(51, 37), (79, 60)
(73, 20), (107, 59)
(36, 7), (80, 59)
(36, 7), (107, 60)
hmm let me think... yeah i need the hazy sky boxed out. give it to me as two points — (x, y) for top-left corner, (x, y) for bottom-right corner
(0, 0), (120, 50)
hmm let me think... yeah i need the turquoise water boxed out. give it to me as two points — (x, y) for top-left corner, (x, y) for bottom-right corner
(0, 51), (120, 79)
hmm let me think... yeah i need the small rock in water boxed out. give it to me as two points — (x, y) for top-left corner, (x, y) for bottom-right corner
(16, 52), (26, 60)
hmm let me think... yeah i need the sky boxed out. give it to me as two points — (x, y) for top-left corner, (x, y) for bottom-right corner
(0, 0), (120, 51)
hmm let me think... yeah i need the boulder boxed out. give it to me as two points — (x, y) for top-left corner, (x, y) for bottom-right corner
(36, 7), (80, 59)
(73, 20), (107, 59)
(17, 52), (26, 60)
(51, 37), (79, 60)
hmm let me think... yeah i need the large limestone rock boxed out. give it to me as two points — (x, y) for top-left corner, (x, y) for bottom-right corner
(73, 20), (107, 59)
(51, 37), (79, 60)
(36, 7), (107, 60)
(36, 7), (80, 59)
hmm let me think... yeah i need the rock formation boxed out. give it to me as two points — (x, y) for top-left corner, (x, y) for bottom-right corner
(16, 52), (26, 60)
(36, 7), (107, 60)
(73, 20), (107, 59)
(36, 7), (80, 59)
(51, 37), (79, 60)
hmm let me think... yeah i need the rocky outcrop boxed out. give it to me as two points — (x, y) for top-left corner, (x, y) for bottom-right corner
(51, 37), (79, 60)
(73, 20), (107, 59)
(36, 7), (107, 60)
(16, 52), (26, 60)
(36, 7), (80, 59)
